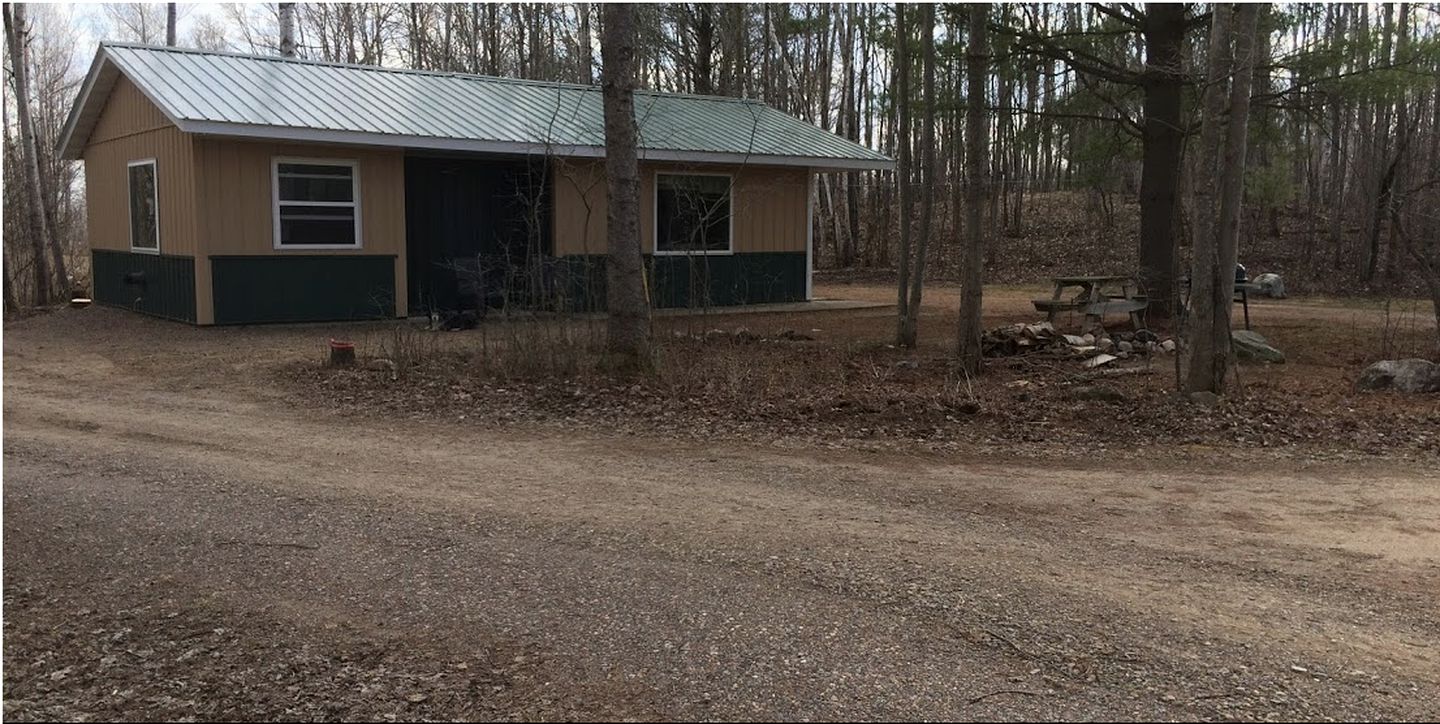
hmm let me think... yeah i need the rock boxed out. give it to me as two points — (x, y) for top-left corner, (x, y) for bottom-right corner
(1097, 337), (1115, 352)
(1071, 385), (1126, 402)
(1081, 333), (1096, 345)
(1160, 339), (1176, 353)
(1061, 334), (1087, 346)
(1134, 329), (1159, 344)
(1082, 353), (1118, 369)
(1254, 272), (1287, 299)
(1357, 359), (1440, 393)
(895, 359), (919, 370)
(733, 326), (760, 342)
(1232, 329), (1285, 363)
(1117, 341), (1134, 354)
(1188, 390), (1221, 407)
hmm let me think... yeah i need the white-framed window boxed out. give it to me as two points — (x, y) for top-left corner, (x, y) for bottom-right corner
(272, 157), (361, 249)
(127, 159), (160, 253)
(654, 172), (733, 255)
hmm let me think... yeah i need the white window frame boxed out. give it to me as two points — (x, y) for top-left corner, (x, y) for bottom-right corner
(127, 158), (160, 254)
(272, 157), (362, 250)
(652, 170), (734, 256)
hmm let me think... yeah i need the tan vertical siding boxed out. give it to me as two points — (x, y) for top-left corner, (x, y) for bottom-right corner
(551, 160), (811, 256)
(82, 77), (198, 259)
(191, 138), (408, 322)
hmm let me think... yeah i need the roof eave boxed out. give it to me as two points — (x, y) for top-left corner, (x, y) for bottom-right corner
(181, 120), (896, 172)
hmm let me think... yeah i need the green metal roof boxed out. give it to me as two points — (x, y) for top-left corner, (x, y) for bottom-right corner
(60, 43), (894, 171)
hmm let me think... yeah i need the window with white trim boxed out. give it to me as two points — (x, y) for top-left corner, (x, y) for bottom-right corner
(655, 173), (732, 254)
(127, 159), (159, 252)
(273, 159), (360, 248)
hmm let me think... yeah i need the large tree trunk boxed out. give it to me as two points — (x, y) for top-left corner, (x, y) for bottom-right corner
(600, 3), (650, 371)
(4, 3), (53, 305)
(957, 3), (989, 373)
(900, 3), (936, 349)
(892, 3), (913, 347)
(1189, 4), (1259, 394)
(1137, 4), (1187, 320)
(1185, 4), (1233, 394)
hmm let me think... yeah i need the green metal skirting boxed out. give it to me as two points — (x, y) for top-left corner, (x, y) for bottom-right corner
(91, 249), (197, 323)
(558, 252), (807, 312)
(211, 255), (396, 324)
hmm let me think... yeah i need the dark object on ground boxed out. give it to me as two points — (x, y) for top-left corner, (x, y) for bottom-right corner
(443, 310), (480, 331)
(1232, 330), (1284, 363)
(1357, 359), (1440, 393)
(1134, 329), (1159, 344)
(777, 329), (815, 341)
(328, 339), (356, 366)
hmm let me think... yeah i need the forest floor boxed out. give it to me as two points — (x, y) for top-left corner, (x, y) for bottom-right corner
(4, 284), (1438, 721)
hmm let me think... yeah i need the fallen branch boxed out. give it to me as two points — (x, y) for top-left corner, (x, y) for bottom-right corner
(968, 689), (1042, 705)
(1084, 366), (1155, 379)
(983, 627), (1036, 659)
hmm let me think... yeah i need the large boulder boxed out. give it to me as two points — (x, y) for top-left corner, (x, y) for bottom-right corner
(1232, 329), (1285, 363)
(1357, 359), (1440, 393)
(1253, 273), (1287, 299)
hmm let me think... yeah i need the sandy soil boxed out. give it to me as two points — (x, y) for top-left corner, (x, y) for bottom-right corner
(4, 290), (1438, 721)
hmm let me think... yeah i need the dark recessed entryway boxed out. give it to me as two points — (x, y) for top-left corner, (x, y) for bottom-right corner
(403, 154), (551, 315)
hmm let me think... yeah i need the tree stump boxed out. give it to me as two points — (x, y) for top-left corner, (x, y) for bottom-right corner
(328, 339), (356, 367)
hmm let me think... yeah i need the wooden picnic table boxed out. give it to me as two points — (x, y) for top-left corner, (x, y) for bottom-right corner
(1034, 275), (1148, 329)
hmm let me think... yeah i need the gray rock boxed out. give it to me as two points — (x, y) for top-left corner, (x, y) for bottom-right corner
(1188, 390), (1221, 407)
(1232, 329), (1285, 363)
(1357, 359), (1440, 393)
(1254, 272), (1287, 299)
(1117, 341), (1134, 354)
(1160, 339), (1177, 353)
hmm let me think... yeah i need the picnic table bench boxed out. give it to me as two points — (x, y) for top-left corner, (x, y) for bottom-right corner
(1033, 275), (1148, 329)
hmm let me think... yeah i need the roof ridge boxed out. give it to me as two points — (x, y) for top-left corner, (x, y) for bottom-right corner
(100, 42), (766, 106)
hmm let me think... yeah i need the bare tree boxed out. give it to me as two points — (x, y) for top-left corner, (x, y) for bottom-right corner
(4, 2), (55, 304)
(601, 3), (650, 371)
(899, 3), (936, 349)
(957, 3), (989, 372)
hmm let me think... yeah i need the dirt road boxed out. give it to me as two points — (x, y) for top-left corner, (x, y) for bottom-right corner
(4, 308), (1439, 720)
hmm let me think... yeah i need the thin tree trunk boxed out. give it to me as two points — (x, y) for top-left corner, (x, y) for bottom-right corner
(900, 3), (936, 348)
(957, 3), (989, 373)
(166, 3), (177, 46)
(893, 3), (913, 346)
(600, 3), (650, 370)
(279, 3), (297, 57)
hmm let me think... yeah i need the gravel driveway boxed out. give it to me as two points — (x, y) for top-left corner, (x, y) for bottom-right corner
(4, 309), (1438, 721)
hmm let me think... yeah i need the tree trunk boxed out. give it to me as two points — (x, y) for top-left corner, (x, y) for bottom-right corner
(900, 3), (936, 349)
(957, 3), (989, 373)
(578, 3), (593, 83)
(279, 3), (297, 57)
(166, 3), (177, 46)
(4, 3), (53, 305)
(1137, 4), (1187, 320)
(892, 3), (913, 347)
(600, 3), (650, 371)
(1185, 4), (1233, 394)
(1190, 4), (1259, 394)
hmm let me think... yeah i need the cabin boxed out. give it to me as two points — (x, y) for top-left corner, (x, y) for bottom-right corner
(58, 43), (892, 325)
